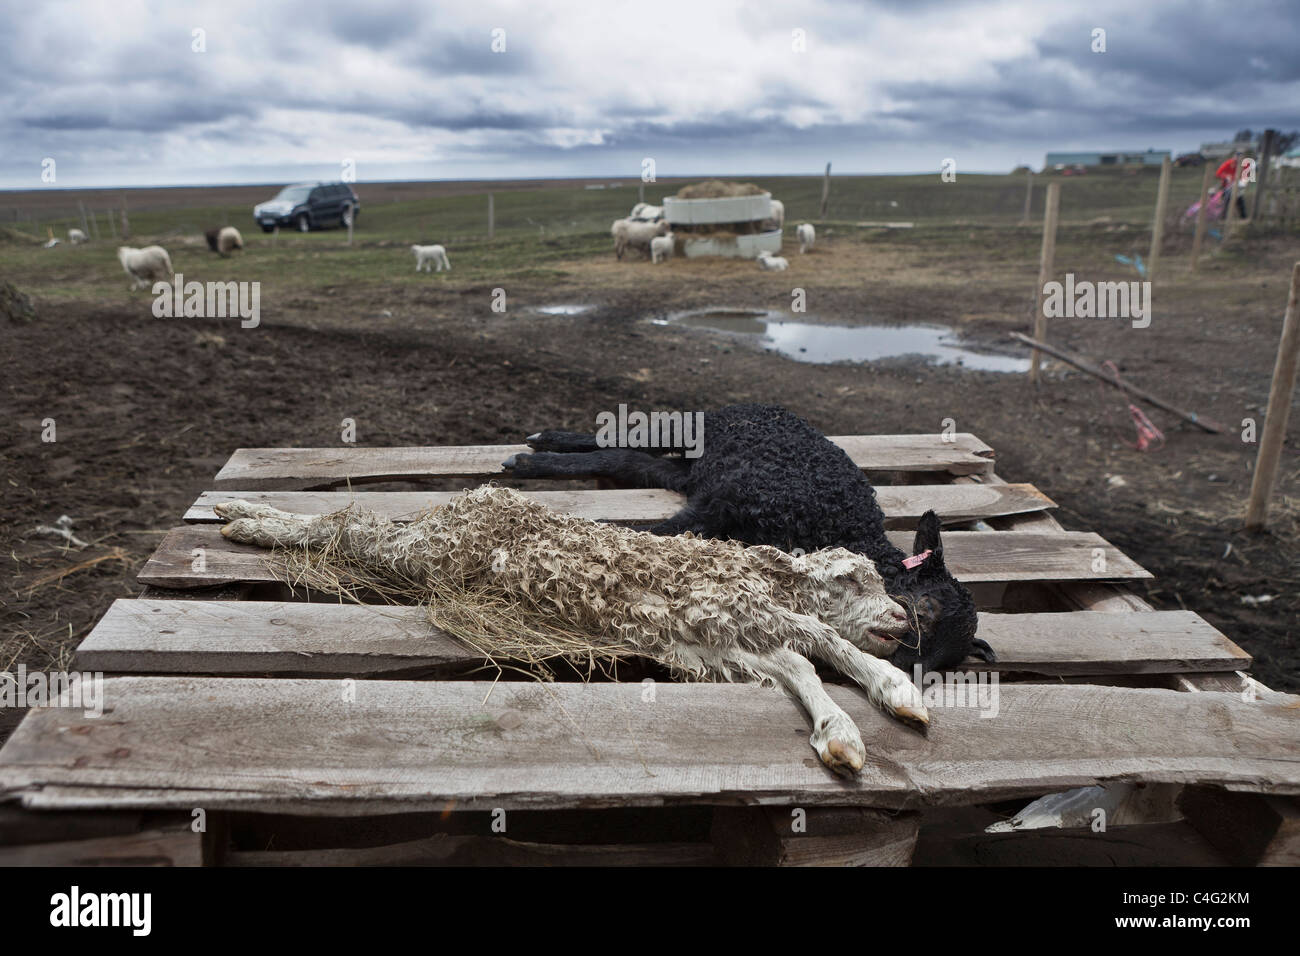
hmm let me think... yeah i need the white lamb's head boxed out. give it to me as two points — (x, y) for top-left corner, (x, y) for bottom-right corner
(797, 550), (910, 656)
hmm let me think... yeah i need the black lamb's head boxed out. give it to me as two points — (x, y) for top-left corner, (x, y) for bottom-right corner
(885, 511), (994, 675)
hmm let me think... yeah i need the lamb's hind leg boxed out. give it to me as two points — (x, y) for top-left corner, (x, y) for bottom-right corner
(214, 501), (422, 574)
(502, 448), (691, 491)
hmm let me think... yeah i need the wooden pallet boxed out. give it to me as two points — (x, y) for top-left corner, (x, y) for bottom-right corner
(2, 433), (1297, 867)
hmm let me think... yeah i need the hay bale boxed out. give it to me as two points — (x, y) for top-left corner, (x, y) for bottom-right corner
(674, 180), (766, 199)
(0, 281), (37, 324)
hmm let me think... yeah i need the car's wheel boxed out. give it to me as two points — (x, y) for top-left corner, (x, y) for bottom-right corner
(296, 213), (311, 233)
(260, 224), (275, 233)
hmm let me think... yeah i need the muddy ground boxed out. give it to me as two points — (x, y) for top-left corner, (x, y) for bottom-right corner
(2, 226), (1298, 729)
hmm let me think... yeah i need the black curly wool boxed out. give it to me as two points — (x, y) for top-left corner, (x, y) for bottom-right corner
(506, 404), (992, 673)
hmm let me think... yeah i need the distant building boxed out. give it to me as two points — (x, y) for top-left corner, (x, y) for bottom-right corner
(1199, 140), (1257, 160)
(1044, 149), (1172, 169)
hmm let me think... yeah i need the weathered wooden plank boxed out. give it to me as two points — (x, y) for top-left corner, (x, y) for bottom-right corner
(711, 806), (919, 866)
(0, 825), (203, 866)
(186, 482), (1054, 527)
(1, 678), (1296, 815)
(212, 434), (995, 489)
(224, 835), (714, 867)
(136, 526), (1150, 589)
(74, 601), (1246, 678)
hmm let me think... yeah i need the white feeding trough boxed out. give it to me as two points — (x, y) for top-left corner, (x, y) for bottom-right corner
(661, 182), (784, 259)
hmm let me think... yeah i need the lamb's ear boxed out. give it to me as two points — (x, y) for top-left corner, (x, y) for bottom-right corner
(910, 511), (945, 565)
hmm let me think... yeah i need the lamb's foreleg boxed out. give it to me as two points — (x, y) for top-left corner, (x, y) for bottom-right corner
(707, 644), (866, 776)
(809, 630), (929, 729)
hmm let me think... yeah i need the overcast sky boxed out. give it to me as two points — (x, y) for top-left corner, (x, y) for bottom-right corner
(1, 0), (1296, 189)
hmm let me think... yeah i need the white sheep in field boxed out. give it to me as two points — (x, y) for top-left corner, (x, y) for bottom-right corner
(611, 218), (670, 260)
(797, 222), (815, 254)
(767, 198), (785, 231)
(412, 244), (451, 272)
(629, 202), (664, 221)
(756, 252), (789, 271)
(216, 485), (927, 775)
(205, 226), (243, 257)
(650, 233), (675, 264)
(117, 245), (173, 289)
(67, 228), (87, 244)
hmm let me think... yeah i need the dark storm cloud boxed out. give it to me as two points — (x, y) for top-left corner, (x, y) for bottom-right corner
(1, 0), (1297, 187)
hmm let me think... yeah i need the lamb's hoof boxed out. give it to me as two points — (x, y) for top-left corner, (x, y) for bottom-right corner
(219, 518), (258, 542)
(213, 500), (274, 521)
(894, 703), (930, 730)
(501, 452), (552, 477)
(886, 680), (930, 733)
(525, 432), (542, 443)
(823, 738), (865, 776)
(811, 714), (865, 777)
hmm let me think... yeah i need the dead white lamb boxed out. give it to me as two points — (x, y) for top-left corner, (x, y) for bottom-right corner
(117, 245), (173, 289)
(756, 251), (789, 271)
(216, 485), (928, 775)
(412, 244), (451, 273)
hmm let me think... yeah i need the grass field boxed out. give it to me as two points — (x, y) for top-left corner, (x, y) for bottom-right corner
(0, 166), (1272, 307)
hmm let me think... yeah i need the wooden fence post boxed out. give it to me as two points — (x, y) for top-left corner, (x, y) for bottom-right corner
(638, 181), (645, 204)
(120, 203), (130, 240)
(1251, 130), (1276, 222)
(819, 162), (831, 218)
(90, 209), (100, 241)
(1245, 262), (1300, 530)
(344, 203), (354, 246)
(1029, 181), (1061, 384)
(487, 192), (495, 240)
(108, 209), (117, 238)
(1225, 150), (1242, 226)
(1147, 154), (1172, 279)
(1190, 160), (1215, 270)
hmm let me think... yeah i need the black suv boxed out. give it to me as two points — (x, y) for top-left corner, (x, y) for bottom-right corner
(253, 182), (360, 233)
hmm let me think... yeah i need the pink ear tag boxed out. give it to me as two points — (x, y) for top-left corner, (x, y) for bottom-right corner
(902, 549), (932, 570)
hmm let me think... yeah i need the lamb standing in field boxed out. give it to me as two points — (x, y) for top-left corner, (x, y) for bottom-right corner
(216, 485), (927, 775)
(797, 222), (815, 254)
(67, 228), (87, 244)
(505, 404), (993, 675)
(755, 252), (788, 271)
(650, 232), (674, 264)
(412, 244), (451, 273)
(117, 245), (173, 289)
(611, 218), (670, 260)
(204, 226), (244, 257)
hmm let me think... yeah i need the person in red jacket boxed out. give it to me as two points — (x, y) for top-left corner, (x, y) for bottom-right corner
(1215, 156), (1249, 218)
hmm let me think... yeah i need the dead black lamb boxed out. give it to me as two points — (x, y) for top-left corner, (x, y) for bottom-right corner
(502, 403), (994, 675)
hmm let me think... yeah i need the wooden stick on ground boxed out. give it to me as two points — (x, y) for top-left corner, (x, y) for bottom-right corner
(1009, 332), (1229, 434)
(1029, 182), (1061, 384)
(1245, 261), (1300, 530)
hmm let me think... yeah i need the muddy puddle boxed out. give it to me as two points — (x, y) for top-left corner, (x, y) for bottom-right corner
(656, 309), (1029, 372)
